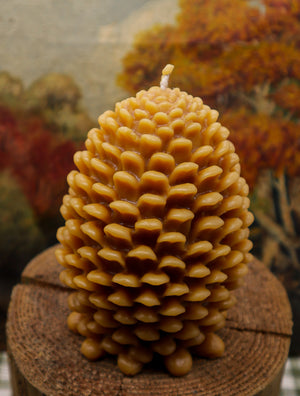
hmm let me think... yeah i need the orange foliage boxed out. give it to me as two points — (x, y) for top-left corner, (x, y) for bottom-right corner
(118, 25), (178, 94)
(271, 82), (300, 116)
(221, 109), (300, 188)
(178, 0), (265, 45)
(118, 0), (300, 188)
(162, 40), (300, 102)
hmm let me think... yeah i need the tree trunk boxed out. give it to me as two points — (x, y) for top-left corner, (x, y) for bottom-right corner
(6, 245), (293, 396)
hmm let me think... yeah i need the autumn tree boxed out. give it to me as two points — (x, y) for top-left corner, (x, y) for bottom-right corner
(23, 73), (94, 142)
(0, 71), (91, 311)
(25, 73), (81, 111)
(0, 104), (77, 244)
(118, 0), (300, 286)
(0, 69), (96, 253)
(0, 72), (24, 108)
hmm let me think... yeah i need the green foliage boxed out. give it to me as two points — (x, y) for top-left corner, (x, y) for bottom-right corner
(24, 73), (81, 111)
(23, 73), (94, 142)
(0, 170), (46, 272)
(0, 72), (24, 107)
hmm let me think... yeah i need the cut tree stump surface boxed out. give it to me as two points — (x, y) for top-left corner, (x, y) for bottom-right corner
(6, 245), (293, 396)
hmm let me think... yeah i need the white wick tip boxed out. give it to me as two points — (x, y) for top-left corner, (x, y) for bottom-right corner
(160, 75), (169, 90)
(160, 64), (174, 89)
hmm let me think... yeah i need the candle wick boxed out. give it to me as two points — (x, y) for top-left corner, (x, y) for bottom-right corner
(160, 64), (174, 90)
(160, 75), (169, 90)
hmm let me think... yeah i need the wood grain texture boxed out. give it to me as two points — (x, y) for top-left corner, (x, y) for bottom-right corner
(7, 245), (293, 396)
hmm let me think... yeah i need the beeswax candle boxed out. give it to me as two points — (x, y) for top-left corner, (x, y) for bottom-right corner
(56, 65), (254, 376)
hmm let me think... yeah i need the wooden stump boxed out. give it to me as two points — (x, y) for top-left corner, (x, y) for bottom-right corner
(6, 245), (293, 396)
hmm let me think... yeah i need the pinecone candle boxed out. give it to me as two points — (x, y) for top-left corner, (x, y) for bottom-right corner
(56, 65), (254, 376)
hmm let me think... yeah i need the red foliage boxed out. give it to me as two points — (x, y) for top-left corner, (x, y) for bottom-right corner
(0, 106), (24, 169)
(0, 105), (77, 218)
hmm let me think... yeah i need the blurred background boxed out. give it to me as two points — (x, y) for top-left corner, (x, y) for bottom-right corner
(0, 0), (299, 357)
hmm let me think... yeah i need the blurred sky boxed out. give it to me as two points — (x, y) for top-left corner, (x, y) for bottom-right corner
(0, 0), (178, 117)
